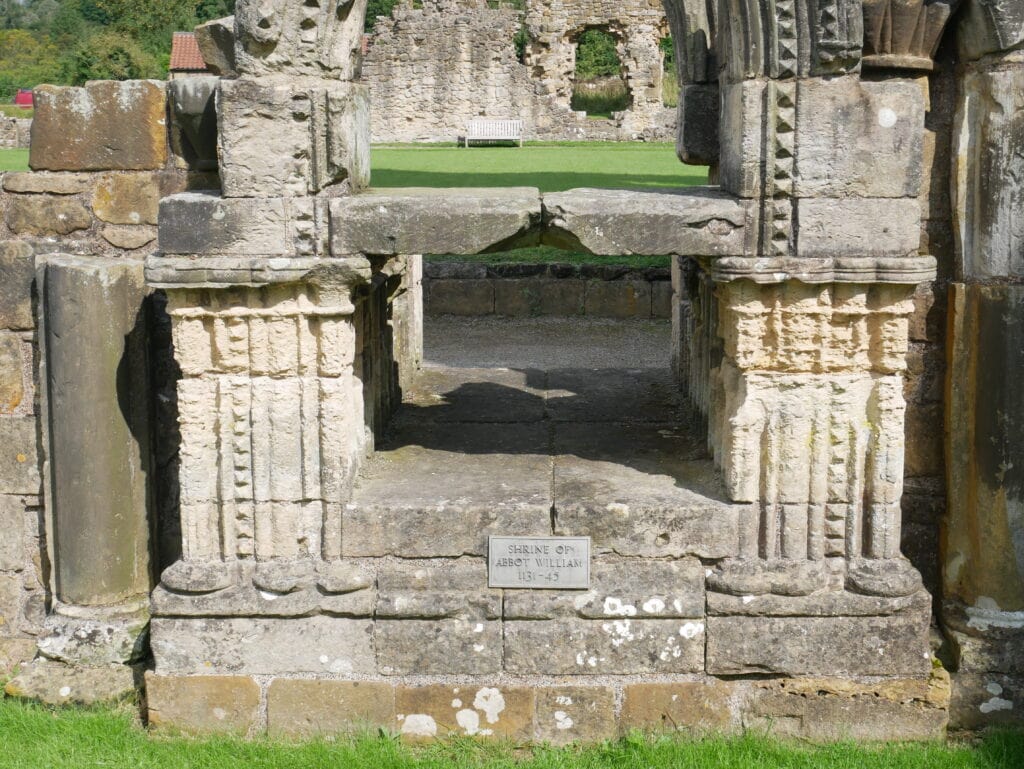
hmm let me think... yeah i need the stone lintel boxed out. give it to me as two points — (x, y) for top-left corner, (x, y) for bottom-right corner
(541, 187), (753, 256)
(157, 192), (326, 258)
(703, 255), (938, 285)
(329, 187), (543, 256)
(145, 255), (372, 292)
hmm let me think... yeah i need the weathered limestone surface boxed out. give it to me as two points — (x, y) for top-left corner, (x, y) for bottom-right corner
(949, 673), (1024, 729)
(30, 81), (168, 171)
(396, 685), (535, 741)
(234, 0), (368, 80)
(267, 679), (395, 737)
(194, 16), (237, 77)
(535, 686), (616, 745)
(0, 240), (34, 330)
(330, 188), (542, 256)
(6, 195), (92, 236)
(945, 284), (1024, 617)
(169, 77), (220, 172)
(542, 188), (751, 256)
(158, 192), (324, 257)
(958, 0), (1024, 61)
(4, 660), (136, 706)
(151, 617), (375, 675)
(952, 62), (1024, 280)
(217, 79), (370, 197)
(147, 673), (260, 735)
(620, 681), (734, 733)
(377, 619), (502, 675)
(37, 255), (152, 608)
(504, 619), (705, 675)
(706, 611), (932, 677)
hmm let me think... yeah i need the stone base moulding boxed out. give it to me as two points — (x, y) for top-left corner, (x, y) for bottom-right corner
(143, 672), (951, 742)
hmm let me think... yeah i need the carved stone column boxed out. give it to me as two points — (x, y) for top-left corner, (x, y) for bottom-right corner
(673, 1), (954, 660)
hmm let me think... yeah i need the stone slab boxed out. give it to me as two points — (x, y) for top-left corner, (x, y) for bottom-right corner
(395, 685), (534, 741)
(146, 673), (259, 735)
(504, 618), (705, 675)
(267, 679), (396, 737)
(542, 188), (752, 257)
(583, 281), (652, 319)
(194, 16), (236, 77)
(330, 188), (542, 256)
(0, 496), (23, 566)
(4, 660), (136, 706)
(503, 557), (705, 620)
(402, 366), (546, 423)
(0, 240), (34, 330)
(376, 619), (502, 675)
(5, 195), (91, 236)
(0, 637), (37, 676)
(535, 686), (616, 745)
(150, 616), (375, 675)
(0, 334), (25, 415)
(376, 559), (500, 620)
(92, 172), (172, 226)
(706, 611), (933, 677)
(157, 192), (321, 257)
(31, 81), (168, 171)
(620, 681), (735, 733)
(553, 422), (740, 559)
(2, 172), (92, 195)
(708, 588), (931, 617)
(677, 84), (720, 166)
(743, 675), (949, 741)
(344, 423), (552, 557)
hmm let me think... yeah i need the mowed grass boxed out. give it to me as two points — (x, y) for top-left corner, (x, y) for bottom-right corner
(0, 148), (29, 171)
(1, 699), (1022, 769)
(371, 142), (707, 193)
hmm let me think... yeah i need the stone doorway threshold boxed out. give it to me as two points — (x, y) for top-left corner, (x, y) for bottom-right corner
(344, 317), (741, 559)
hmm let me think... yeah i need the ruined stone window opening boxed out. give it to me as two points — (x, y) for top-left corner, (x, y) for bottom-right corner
(570, 26), (632, 118)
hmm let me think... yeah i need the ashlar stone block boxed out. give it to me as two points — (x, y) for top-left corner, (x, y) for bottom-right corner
(395, 685), (534, 741)
(620, 681), (736, 734)
(146, 673), (260, 735)
(267, 680), (396, 737)
(535, 687), (616, 745)
(376, 619), (502, 675)
(30, 81), (168, 171)
(217, 78), (370, 198)
(504, 618), (705, 675)
(151, 616), (375, 675)
(0, 241), (34, 330)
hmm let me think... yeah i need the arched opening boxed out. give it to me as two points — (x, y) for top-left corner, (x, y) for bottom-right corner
(570, 26), (631, 118)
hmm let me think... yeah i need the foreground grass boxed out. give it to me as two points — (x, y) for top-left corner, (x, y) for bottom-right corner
(371, 142), (707, 193)
(1, 699), (1022, 769)
(0, 148), (28, 171)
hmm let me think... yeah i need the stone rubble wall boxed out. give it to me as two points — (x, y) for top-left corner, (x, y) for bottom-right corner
(364, 0), (676, 142)
(0, 117), (31, 149)
(423, 262), (673, 319)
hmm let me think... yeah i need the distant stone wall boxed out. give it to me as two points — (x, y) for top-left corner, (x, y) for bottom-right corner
(0, 117), (31, 149)
(364, 0), (675, 142)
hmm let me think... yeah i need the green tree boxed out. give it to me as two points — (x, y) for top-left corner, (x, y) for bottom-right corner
(61, 28), (160, 84)
(93, 0), (196, 51)
(575, 28), (621, 80)
(0, 28), (63, 96)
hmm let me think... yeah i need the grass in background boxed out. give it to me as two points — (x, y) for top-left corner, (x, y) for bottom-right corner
(1, 698), (1022, 769)
(0, 105), (33, 118)
(371, 143), (707, 193)
(0, 148), (28, 171)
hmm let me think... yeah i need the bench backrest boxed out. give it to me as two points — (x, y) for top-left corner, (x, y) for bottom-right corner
(466, 119), (523, 138)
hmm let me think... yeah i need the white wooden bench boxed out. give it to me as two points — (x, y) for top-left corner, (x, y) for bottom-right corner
(463, 119), (524, 147)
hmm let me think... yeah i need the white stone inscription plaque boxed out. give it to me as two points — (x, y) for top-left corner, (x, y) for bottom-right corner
(488, 536), (590, 589)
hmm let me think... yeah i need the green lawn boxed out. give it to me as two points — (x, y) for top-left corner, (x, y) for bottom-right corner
(0, 699), (1022, 769)
(371, 143), (707, 193)
(0, 148), (28, 172)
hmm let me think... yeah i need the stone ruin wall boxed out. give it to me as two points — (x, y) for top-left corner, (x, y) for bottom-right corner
(364, 0), (676, 142)
(0, 0), (1023, 742)
(0, 117), (31, 149)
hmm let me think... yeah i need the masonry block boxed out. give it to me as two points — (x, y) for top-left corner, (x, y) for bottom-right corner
(267, 679), (396, 737)
(395, 685), (534, 741)
(146, 673), (260, 735)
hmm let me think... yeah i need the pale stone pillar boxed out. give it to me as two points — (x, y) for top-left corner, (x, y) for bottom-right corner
(36, 255), (152, 665)
(942, 2), (1024, 727)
